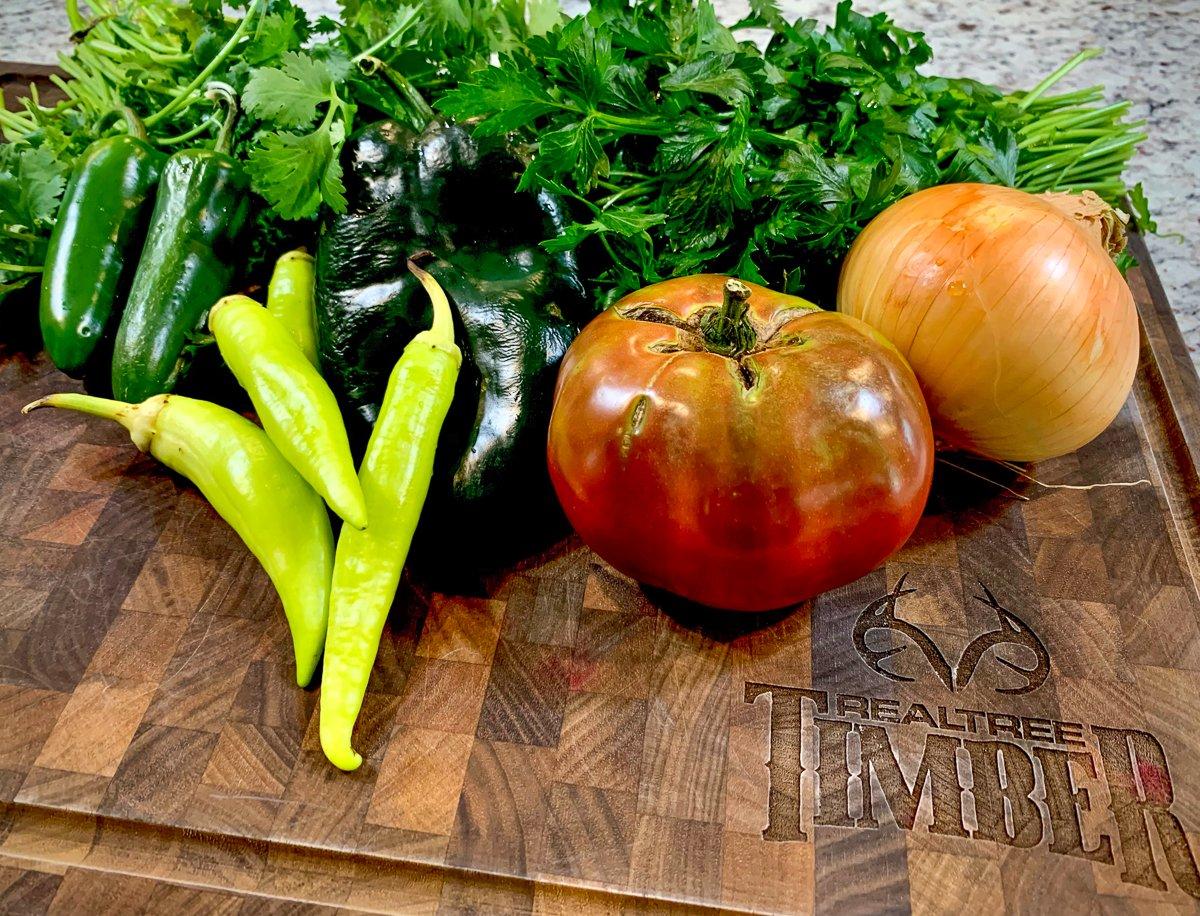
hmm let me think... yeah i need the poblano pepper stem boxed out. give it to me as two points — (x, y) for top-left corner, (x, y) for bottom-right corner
(23, 391), (334, 686)
(320, 259), (462, 771)
(209, 294), (367, 530)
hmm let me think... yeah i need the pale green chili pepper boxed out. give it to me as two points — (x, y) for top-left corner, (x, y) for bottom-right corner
(209, 294), (367, 530)
(22, 392), (333, 687)
(267, 249), (319, 366)
(320, 259), (462, 771)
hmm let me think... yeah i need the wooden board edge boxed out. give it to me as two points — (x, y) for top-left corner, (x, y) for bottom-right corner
(0, 801), (738, 914)
(1128, 232), (1200, 456)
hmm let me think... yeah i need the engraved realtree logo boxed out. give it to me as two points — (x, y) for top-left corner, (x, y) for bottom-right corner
(852, 576), (1051, 694)
(746, 577), (1200, 901)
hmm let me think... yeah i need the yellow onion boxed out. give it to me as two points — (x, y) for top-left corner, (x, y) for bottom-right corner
(837, 183), (1138, 461)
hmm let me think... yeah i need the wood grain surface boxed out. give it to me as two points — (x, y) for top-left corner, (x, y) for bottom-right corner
(4, 66), (1200, 916)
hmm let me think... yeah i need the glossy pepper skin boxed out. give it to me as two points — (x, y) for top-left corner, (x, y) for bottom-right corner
(316, 119), (586, 550)
(209, 294), (367, 530)
(267, 249), (319, 367)
(39, 111), (165, 378)
(321, 262), (461, 771)
(112, 86), (250, 403)
(23, 392), (333, 686)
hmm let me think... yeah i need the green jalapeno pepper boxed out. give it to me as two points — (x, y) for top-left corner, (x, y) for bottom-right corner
(39, 109), (165, 379)
(209, 294), (367, 530)
(111, 84), (250, 403)
(23, 391), (333, 687)
(320, 260), (461, 771)
(267, 249), (319, 367)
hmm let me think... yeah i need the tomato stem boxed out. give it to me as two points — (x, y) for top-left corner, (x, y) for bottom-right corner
(700, 278), (756, 357)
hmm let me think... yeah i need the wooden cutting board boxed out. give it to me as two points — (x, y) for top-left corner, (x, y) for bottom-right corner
(4, 65), (1200, 916)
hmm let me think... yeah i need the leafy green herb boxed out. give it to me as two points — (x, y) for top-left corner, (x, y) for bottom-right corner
(441, 0), (1152, 303)
(0, 145), (69, 302)
(0, 0), (1155, 316)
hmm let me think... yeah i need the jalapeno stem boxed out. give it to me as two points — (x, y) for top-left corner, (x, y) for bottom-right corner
(118, 106), (149, 141)
(205, 82), (239, 153)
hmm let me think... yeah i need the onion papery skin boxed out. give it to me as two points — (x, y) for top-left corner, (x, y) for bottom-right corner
(837, 183), (1139, 462)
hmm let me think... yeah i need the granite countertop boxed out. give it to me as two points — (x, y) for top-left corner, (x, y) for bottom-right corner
(2, 0), (1196, 358)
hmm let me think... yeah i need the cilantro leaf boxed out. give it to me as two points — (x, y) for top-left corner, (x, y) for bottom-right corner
(524, 0), (563, 36)
(437, 64), (561, 135)
(543, 207), (665, 253)
(244, 7), (310, 66)
(246, 125), (347, 220)
(244, 52), (336, 128)
(0, 146), (68, 230)
(744, 0), (786, 30)
(525, 118), (608, 191)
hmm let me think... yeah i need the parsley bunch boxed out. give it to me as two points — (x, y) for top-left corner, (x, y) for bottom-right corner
(440, 0), (1152, 303)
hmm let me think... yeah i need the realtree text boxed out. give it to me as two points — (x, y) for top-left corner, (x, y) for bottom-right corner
(747, 683), (1200, 899)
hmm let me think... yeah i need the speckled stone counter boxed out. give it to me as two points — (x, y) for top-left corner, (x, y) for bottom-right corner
(2, 0), (1197, 359)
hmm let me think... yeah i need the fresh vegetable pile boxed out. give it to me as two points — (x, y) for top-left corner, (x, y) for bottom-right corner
(4, 0), (1155, 771)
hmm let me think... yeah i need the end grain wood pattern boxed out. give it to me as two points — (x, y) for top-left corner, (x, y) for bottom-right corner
(5, 66), (1200, 916)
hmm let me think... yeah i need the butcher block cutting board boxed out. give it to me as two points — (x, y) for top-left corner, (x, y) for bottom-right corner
(5, 68), (1200, 916)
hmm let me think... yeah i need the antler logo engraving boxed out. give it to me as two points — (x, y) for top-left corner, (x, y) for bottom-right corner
(852, 575), (1051, 695)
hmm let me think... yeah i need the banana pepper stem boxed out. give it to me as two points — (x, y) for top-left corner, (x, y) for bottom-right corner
(24, 392), (164, 452)
(407, 258), (456, 350)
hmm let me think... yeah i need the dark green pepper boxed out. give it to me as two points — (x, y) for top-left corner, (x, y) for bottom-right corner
(39, 109), (164, 379)
(316, 119), (586, 554)
(112, 84), (250, 403)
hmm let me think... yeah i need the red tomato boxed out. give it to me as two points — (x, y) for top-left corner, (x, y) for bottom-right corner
(547, 275), (934, 611)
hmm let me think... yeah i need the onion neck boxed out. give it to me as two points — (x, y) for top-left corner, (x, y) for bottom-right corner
(1039, 190), (1128, 258)
(700, 278), (757, 357)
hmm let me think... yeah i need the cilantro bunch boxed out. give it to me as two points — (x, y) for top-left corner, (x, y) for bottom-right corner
(440, 0), (1152, 303)
(0, 0), (559, 312)
(239, 0), (561, 219)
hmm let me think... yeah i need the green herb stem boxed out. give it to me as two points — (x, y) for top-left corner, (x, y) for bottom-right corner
(153, 116), (217, 147)
(1016, 48), (1103, 111)
(1018, 101), (1132, 136)
(0, 262), (43, 274)
(64, 0), (86, 32)
(144, 0), (262, 128)
(0, 227), (40, 243)
(352, 8), (421, 64)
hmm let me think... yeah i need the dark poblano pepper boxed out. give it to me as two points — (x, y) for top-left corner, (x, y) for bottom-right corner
(39, 109), (165, 379)
(316, 119), (586, 550)
(112, 84), (250, 403)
